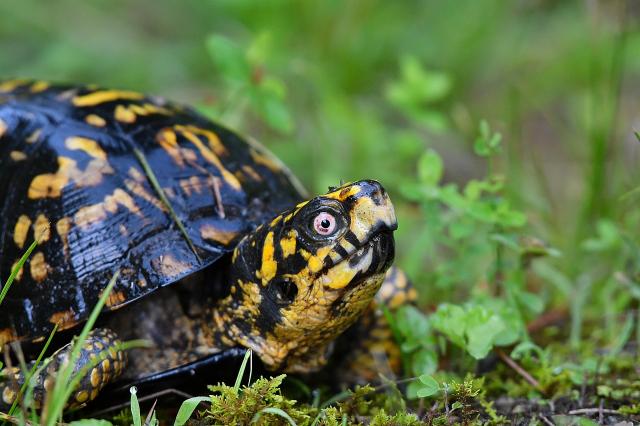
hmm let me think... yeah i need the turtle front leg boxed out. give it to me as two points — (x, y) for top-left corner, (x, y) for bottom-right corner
(334, 267), (417, 385)
(0, 328), (126, 411)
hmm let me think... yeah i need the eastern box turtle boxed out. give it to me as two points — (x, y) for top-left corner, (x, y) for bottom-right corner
(0, 79), (412, 410)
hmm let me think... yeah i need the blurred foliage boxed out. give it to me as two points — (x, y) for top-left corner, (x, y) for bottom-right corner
(3, 0), (640, 421)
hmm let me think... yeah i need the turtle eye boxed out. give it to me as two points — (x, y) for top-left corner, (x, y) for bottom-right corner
(312, 212), (337, 236)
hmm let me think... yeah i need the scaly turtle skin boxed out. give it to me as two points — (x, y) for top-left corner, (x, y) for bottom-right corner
(0, 80), (399, 410)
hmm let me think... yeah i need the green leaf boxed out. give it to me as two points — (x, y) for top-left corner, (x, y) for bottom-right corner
(450, 401), (464, 411)
(516, 290), (544, 315)
(474, 120), (502, 157)
(581, 219), (621, 252)
(254, 91), (293, 133)
(411, 349), (438, 376)
(206, 34), (251, 84)
(406, 380), (423, 400)
(173, 396), (210, 426)
(246, 31), (272, 65)
(130, 386), (142, 426)
(431, 304), (466, 348)
(510, 341), (545, 361)
(417, 149), (443, 186)
(415, 375), (440, 398)
(464, 308), (505, 359)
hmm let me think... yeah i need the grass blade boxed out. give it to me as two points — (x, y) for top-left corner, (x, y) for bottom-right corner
(44, 270), (120, 426)
(173, 396), (210, 426)
(130, 387), (141, 426)
(0, 239), (38, 306)
(233, 349), (252, 393)
(251, 407), (297, 426)
(7, 323), (58, 417)
(132, 147), (201, 262)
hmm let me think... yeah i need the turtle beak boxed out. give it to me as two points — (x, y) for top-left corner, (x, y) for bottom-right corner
(346, 180), (397, 242)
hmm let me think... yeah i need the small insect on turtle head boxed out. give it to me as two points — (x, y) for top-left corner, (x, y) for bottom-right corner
(224, 180), (397, 371)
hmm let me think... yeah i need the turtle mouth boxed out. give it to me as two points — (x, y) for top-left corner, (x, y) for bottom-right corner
(348, 231), (395, 275)
(313, 230), (395, 290)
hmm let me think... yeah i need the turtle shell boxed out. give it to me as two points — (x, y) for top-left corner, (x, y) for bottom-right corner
(0, 79), (305, 345)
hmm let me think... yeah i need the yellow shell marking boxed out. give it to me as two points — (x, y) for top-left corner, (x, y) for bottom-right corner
(74, 188), (142, 229)
(156, 128), (185, 167)
(115, 105), (137, 123)
(152, 254), (192, 279)
(30, 81), (50, 93)
(105, 291), (127, 308)
(72, 90), (144, 107)
(90, 367), (102, 388)
(2, 387), (16, 405)
(176, 124), (227, 156)
(124, 178), (166, 212)
(65, 137), (108, 160)
(30, 251), (49, 282)
(241, 165), (262, 181)
(200, 224), (238, 245)
(13, 215), (31, 249)
(0, 79), (27, 93)
(85, 114), (107, 127)
(249, 148), (283, 174)
(28, 155), (114, 199)
(0, 118), (7, 138)
(49, 309), (76, 328)
(56, 217), (72, 256)
(75, 390), (89, 403)
(260, 231), (277, 284)
(9, 151), (27, 161)
(175, 126), (241, 190)
(33, 214), (51, 242)
(26, 129), (41, 144)
(28, 157), (73, 198)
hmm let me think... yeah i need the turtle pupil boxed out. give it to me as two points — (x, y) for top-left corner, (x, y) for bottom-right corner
(321, 219), (331, 229)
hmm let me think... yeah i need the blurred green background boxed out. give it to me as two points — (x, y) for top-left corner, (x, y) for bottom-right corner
(2, 0), (640, 338)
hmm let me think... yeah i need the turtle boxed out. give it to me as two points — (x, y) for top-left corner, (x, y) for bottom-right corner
(0, 79), (410, 410)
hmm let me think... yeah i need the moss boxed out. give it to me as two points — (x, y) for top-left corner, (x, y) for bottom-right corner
(205, 374), (310, 425)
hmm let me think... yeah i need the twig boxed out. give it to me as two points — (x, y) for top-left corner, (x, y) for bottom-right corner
(527, 308), (568, 334)
(443, 384), (449, 422)
(495, 348), (543, 392)
(568, 408), (619, 415)
(598, 399), (604, 424)
(211, 176), (225, 219)
(538, 414), (554, 426)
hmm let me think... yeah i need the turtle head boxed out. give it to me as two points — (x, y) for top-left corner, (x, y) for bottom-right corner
(217, 180), (397, 372)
